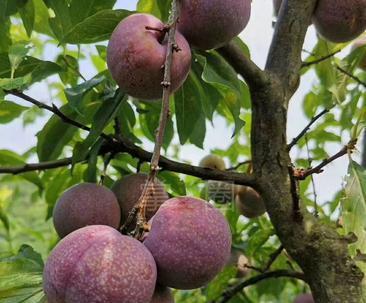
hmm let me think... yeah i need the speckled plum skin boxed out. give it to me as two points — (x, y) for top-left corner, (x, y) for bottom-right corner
(235, 185), (266, 218)
(294, 294), (314, 303)
(151, 286), (174, 303)
(53, 183), (121, 238)
(107, 13), (191, 100)
(313, 0), (366, 43)
(144, 197), (232, 289)
(43, 225), (157, 303)
(112, 173), (169, 227)
(178, 0), (251, 50)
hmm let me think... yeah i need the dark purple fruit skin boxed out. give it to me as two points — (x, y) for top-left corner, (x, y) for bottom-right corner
(107, 13), (191, 100)
(43, 225), (157, 303)
(151, 286), (174, 303)
(112, 173), (169, 227)
(294, 294), (314, 303)
(178, 0), (251, 50)
(313, 0), (366, 43)
(53, 183), (121, 238)
(144, 197), (232, 289)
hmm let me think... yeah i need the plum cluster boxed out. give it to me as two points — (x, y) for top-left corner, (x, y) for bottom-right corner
(43, 174), (232, 303)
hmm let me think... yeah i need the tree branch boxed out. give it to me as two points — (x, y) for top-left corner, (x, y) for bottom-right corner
(7, 90), (114, 142)
(296, 139), (358, 180)
(266, 0), (317, 90)
(217, 42), (269, 88)
(336, 65), (366, 88)
(210, 270), (305, 303)
(287, 107), (331, 151)
(301, 49), (341, 68)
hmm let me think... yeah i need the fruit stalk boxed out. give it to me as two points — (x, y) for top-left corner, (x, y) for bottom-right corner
(122, 0), (181, 237)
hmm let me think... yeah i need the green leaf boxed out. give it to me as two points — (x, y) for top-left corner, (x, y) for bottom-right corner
(174, 72), (205, 145)
(206, 266), (237, 301)
(0, 17), (11, 52)
(137, 0), (161, 18)
(69, 0), (116, 25)
(0, 74), (32, 90)
(84, 137), (104, 183)
(342, 160), (366, 256)
(158, 171), (186, 196)
(61, 9), (132, 44)
(0, 245), (45, 303)
(8, 42), (31, 76)
(65, 76), (105, 112)
(43, 0), (73, 41)
(18, 0), (35, 37)
(36, 105), (79, 161)
(0, 100), (28, 124)
(56, 54), (79, 86)
(0, 150), (43, 189)
(72, 93), (126, 163)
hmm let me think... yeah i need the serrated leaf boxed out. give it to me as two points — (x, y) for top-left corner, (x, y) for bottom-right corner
(61, 9), (132, 44)
(43, 0), (73, 41)
(0, 100), (28, 124)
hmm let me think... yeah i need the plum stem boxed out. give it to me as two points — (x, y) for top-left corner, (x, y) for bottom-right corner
(121, 0), (180, 239)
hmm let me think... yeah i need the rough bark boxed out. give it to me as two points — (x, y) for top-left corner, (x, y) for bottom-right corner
(249, 0), (363, 302)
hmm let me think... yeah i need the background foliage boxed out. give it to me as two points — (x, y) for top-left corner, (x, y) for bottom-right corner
(0, 0), (365, 302)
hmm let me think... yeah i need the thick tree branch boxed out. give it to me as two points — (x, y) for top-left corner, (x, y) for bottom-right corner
(266, 0), (317, 90)
(217, 42), (269, 88)
(210, 270), (305, 303)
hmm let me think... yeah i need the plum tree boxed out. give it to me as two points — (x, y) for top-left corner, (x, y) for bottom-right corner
(43, 225), (157, 303)
(228, 249), (250, 278)
(144, 196), (232, 289)
(52, 183), (121, 238)
(352, 37), (366, 70)
(178, 0), (251, 50)
(112, 173), (169, 227)
(294, 294), (314, 303)
(235, 185), (266, 218)
(107, 13), (191, 100)
(312, 0), (366, 43)
(151, 286), (174, 303)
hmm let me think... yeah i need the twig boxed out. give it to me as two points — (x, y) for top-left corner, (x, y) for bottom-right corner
(301, 50), (341, 68)
(7, 90), (114, 143)
(305, 135), (318, 217)
(0, 158), (74, 174)
(296, 139), (358, 180)
(336, 65), (366, 88)
(288, 108), (331, 150)
(263, 245), (284, 272)
(121, 1), (181, 237)
(227, 160), (252, 171)
(210, 270), (305, 303)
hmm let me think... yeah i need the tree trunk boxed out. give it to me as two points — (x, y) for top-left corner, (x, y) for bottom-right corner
(249, 0), (364, 302)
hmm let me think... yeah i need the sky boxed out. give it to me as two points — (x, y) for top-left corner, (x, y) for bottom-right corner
(0, 0), (363, 204)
